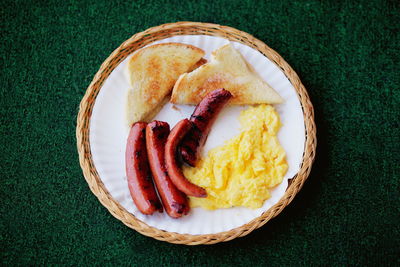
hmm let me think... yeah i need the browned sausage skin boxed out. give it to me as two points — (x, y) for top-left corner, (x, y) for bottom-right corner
(146, 121), (190, 218)
(180, 88), (233, 166)
(165, 119), (207, 198)
(125, 122), (162, 215)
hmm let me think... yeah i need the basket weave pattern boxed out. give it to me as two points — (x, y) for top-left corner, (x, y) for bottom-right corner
(76, 22), (316, 245)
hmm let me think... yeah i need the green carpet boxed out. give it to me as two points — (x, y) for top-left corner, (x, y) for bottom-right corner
(1, 0), (399, 265)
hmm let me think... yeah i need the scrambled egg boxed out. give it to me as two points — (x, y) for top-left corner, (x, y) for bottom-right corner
(183, 104), (288, 210)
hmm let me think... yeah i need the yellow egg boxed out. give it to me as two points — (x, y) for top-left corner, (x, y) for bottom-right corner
(183, 104), (288, 210)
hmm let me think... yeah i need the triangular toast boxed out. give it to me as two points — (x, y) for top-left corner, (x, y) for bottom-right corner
(126, 43), (205, 126)
(171, 44), (283, 105)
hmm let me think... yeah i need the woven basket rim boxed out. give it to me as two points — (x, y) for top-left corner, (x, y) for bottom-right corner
(76, 21), (317, 245)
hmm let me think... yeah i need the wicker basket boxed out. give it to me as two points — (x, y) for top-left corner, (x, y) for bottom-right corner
(76, 22), (316, 245)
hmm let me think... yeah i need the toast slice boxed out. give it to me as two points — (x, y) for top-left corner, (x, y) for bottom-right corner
(126, 43), (205, 126)
(171, 44), (283, 105)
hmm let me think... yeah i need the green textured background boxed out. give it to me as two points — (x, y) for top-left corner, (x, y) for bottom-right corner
(1, 0), (399, 265)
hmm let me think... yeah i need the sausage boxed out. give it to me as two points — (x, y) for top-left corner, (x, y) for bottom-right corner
(165, 119), (207, 198)
(125, 122), (162, 215)
(180, 88), (233, 166)
(146, 121), (190, 218)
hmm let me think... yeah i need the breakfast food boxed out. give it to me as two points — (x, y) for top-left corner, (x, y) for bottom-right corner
(183, 105), (288, 210)
(125, 122), (162, 215)
(126, 43), (205, 126)
(171, 44), (283, 105)
(188, 58), (207, 72)
(125, 41), (289, 217)
(165, 119), (207, 197)
(146, 121), (190, 218)
(180, 88), (233, 166)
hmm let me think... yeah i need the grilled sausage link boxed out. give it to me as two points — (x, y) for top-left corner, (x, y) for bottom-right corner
(146, 121), (190, 218)
(165, 119), (207, 198)
(125, 122), (162, 215)
(180, 88), (233, 166)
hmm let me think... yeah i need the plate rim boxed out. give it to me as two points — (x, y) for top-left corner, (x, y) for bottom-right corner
(76, 21), (317, 245)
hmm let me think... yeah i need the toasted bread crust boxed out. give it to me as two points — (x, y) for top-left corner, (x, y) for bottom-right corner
(128, 43), (205, 69)
(171, 44), (283, 105)
(126, 43), (205, 126)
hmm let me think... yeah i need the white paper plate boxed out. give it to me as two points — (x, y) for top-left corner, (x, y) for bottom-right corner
(89, 35), (305, 235)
